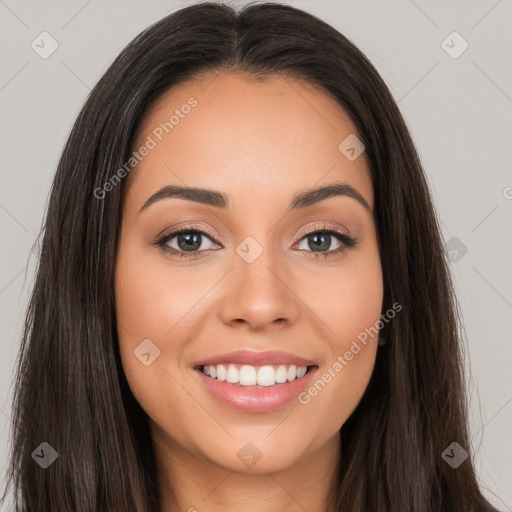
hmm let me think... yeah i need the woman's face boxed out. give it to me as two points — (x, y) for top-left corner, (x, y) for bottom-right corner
(115, 72), (383, 475)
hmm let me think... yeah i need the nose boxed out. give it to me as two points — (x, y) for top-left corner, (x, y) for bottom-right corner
(218, 249), (300, 331)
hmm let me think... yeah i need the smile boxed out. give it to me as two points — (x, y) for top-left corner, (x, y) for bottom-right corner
(201, 363), (309, 387)
(194, 363), (318, 412)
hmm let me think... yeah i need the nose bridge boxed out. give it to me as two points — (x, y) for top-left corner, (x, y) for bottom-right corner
(218, 233), (299, 329)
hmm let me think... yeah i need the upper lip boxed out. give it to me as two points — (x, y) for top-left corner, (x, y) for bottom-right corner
(192, 349), (317, 368)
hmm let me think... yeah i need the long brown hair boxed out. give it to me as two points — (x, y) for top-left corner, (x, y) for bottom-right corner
(1, 2), (499, 510)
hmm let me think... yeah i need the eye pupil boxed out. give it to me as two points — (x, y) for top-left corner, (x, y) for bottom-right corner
(309, 233), (330, 251)
(178, 232), (201, 251)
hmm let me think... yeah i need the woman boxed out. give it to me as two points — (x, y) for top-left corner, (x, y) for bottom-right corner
(1, 2), (500, 511)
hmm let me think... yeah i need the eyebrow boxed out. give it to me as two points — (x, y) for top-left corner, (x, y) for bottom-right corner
(138, 181), (371, 214)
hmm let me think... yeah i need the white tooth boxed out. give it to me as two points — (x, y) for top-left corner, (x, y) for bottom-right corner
(257, 365), (276, 386)
(297, 366), (307, 378)
(239, 365), (257, 386)
(226, 364), (239, 384)
(204, 363), (306, 385)
(216, 364), (227, 381)
(287, 365), (297, 381)
(275, 365), (288, 383)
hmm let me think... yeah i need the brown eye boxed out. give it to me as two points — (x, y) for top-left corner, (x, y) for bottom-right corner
(155, 226), (221, 259)
(166, 231), (206, 252)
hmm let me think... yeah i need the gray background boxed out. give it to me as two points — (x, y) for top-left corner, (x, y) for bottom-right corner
(1, 0), (510, 509)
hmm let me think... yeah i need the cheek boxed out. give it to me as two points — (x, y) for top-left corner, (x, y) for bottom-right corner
(114, 237), (224, 417)
(333, 263), (383, 343)
(115, 241), (205, 341)
(294, 243), (383, 423)
(301, 240), (383, 348)
(114, 240), (185, 405)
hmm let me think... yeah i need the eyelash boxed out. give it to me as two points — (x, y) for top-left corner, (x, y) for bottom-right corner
(153, 223), (357, 260)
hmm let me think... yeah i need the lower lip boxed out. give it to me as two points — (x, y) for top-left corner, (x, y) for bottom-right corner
(194, 366), (318, 412)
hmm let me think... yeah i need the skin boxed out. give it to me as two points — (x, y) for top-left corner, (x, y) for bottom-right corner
(115, 72), (383, 512)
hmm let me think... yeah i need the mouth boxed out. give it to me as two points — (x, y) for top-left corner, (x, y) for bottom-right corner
(193, 362), (319, 412)
(196, 363), (315, 387)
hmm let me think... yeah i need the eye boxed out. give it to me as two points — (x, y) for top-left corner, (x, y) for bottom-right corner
(154, 225), (220, 260)
(294, 223), (357, 259)
(153, 222), (357, 260)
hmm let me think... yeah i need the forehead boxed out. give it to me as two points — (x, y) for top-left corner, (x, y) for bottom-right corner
(125, 72), (373, 213)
